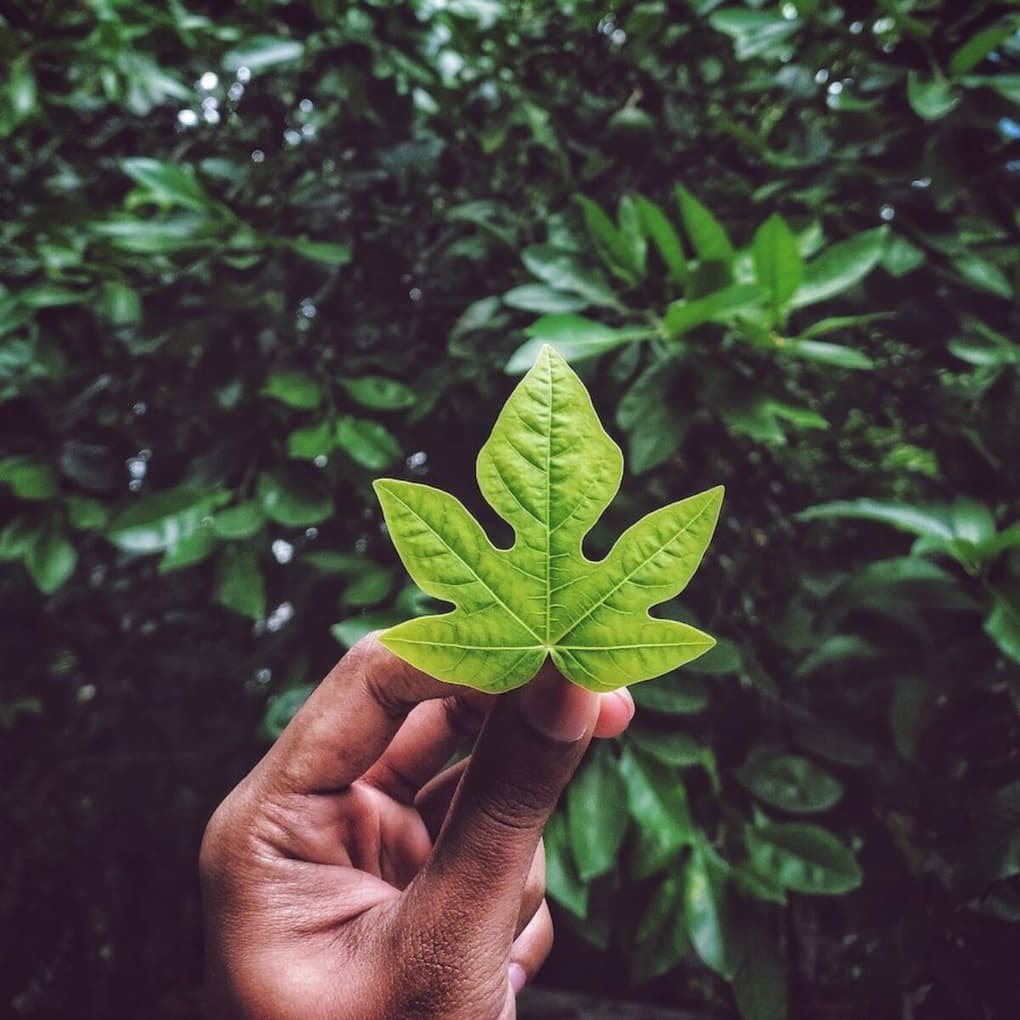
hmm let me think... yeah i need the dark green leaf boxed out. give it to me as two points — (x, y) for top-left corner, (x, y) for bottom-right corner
(520, 246), (619, 307)
(503, 284), (589, 314)
(223, 37), (305, 72)
(735, 754), (844, 813)
(745, 822), (862, 895)
(335, 415), (401, 470)
(212, 503), (265, 540)
(25, 524), (77, 593)
(544, 810), (589, 919)
(632, 672), (710, 714)
(215, 545), (265, 620)
(258, 471), (334, 527)
(288, 238), (352, 266)
(159, 528), (216, 572)
(634, 195), (687, 283)
(620, 748), (695, 878)
(341, 376), (416, 411)
(0, 457), (59, 500)
(107, 488), (212, 552)
(342, 565), (396, 608)
(950, 21), (1015, 77)
(261, 371), (322, 409)
(567, 743), (630, 880)
(684, 842), (736, 978)
(907, 71), (960, 121)
(786, 339), (874, 370)
(792, 228), (887, 308)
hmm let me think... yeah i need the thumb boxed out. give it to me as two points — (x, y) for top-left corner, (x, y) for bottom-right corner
(406, 663), (598, 943)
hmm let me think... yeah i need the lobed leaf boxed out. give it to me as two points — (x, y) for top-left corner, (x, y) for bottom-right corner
(376, 345), (722, 693)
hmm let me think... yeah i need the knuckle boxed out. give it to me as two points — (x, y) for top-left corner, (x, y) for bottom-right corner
(442, 694), (488, 739)
(473, 777), (549, 835)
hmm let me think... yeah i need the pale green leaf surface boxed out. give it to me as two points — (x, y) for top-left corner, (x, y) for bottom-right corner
(376, 346), (722, 693)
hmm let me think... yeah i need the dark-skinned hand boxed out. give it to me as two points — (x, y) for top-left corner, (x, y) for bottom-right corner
(200, 634), (635, 1020)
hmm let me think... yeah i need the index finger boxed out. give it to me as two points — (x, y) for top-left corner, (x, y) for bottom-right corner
(259, 634), (460, 795)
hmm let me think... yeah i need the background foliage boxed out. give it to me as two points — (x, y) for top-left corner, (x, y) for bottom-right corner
(2, 1), (1019, 1017)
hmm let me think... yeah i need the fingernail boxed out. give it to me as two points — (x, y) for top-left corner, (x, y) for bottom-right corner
(520, 667), (597, 743)
(509, 962), (528, 996)
(612, 688), (635, 723)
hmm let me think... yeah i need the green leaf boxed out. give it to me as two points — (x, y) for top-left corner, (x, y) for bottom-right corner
(121, 158), (210, 211)
(158, 528), (216, 572)
(950, 21), (1015, 75)
(709, 8), (800, 60)
(287, 238), (352, 266)
(684, 842), (736, 978)
(258, 470), (334, 527)
(520, 246), (620, 307)
(634, 195), (687, 283)
(0, 457), (58, 500)
(882, 235), (927, 278)
(223, 37), (305, 72)
(985, 591), (1020, 666)
(753, 213), (804, 310)
(615, 195), (648, 279)
(735, 754), (844, 813)
(503, 284), (590, 314)
(374, 346), (722, 693)
(65, 496), (108, 531)
(0, 517), (42, 561)
(341, 376), (416, 411)
(342, 565), (396, 609)
(287, 420), (334, 460)
(261, 371), (322, 409)
(631, 672), (710, 714)
(675, 186), (735, 265)
(575, 195), (643, 283)
(567, 743), (630, 880)
(215, 545), (265, 620)
(335, 415), (401, 470)
(631, 875), (689, 985)
(907, 71), (960, 121)
(731, 902), (788, 1020)
(617, 358), (688, 475)
(745, 822), (862, 895)
(785, 339), (874, 370)
(620, 748), (696, 878)
(798, 499), (954, 541)
(791, 228), (887, 308)
(97, 281), (143, 325)
(627, 728), (704, 767)
(212, 503), (265, 540)
(544, 810), (589, 919)
(106, 488), (211, 552)
(331, 610), (405, 649)
(663, 284), (762, 338)
(952, 252), (1012, 299)
(801, 312), (893, 338)
(506, 315), (655, 374)
(25, 524), (77, 594)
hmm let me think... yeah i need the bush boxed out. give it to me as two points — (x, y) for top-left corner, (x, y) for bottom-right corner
(2, 2), (1018, 1017)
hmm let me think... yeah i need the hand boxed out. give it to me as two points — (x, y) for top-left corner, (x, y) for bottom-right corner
(200, 635), (635, 1020)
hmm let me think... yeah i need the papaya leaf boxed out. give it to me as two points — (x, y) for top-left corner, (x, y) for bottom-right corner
(375, 345), (723, 693)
